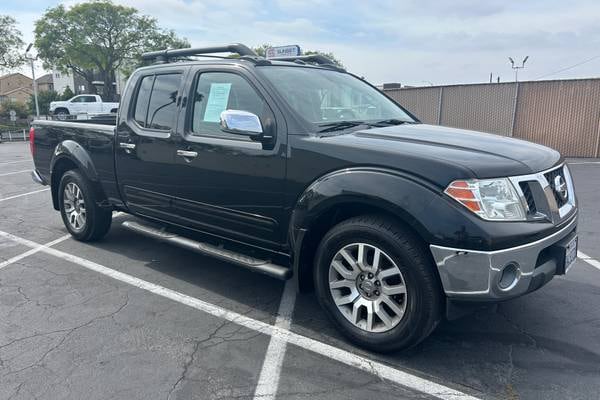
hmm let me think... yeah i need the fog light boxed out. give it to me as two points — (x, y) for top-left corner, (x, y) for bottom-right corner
(498, 263), (520, 290)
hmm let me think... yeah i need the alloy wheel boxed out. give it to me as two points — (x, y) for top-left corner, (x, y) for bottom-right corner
(328, 242), (408, 333)
(63, 182), (86, 231)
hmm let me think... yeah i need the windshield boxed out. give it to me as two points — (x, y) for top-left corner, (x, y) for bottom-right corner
(258, 66), (415, 126)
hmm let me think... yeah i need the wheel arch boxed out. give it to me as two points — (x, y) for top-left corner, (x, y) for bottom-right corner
(289, 168), (441, 293)
(50, 140), (106, 210)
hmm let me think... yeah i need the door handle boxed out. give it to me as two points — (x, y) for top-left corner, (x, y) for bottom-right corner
(176, 150), (198, 158)
(119, 142), (136, 154)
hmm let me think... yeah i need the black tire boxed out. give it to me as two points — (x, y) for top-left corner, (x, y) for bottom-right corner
(54, 108), (69, 120)
(314, 215), (443, 352)
(58, 170), (112, 241)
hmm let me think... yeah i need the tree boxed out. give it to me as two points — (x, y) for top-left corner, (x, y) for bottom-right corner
(28, 90), (60, 115)
(0, 15), (25, 70)
(34, 1), (189, 102)
(61, 86), (75, 100)
(0, 101), (28, 119)
(251, 44), (344, 68)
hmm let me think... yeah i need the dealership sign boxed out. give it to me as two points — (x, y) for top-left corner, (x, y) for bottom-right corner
(265, 45), (302, 59)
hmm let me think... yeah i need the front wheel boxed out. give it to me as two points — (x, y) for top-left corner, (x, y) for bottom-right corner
(59, 170), (112, 241)
(314, 215), (443, 352)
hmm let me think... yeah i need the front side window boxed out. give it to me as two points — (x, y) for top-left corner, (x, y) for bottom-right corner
(190, 72), (268, 137)
(132, 73), (182, 131)
(258, 66), (414, 125)
(71, 96), (85, 103)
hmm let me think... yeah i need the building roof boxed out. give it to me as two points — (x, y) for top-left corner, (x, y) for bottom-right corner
(1, 87), (33, 95)
(0, 72), (32, 82)
(36, 73), (53, 84)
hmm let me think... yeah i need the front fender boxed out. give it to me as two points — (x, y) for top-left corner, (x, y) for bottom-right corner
(290, 167), (439, 242)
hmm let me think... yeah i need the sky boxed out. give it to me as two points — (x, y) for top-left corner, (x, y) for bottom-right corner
(4, 0), (600, 86)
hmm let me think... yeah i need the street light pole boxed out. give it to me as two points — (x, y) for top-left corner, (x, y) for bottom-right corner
(25, 43), (40, 119)
(508, 56), (529, 82)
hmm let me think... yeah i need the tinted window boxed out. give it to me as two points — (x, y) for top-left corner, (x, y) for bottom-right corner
(71, 96), (85, 103)
(83, 96), (97, 103)
(147, 74), (182, 131)
(191, 72), (267, 137)
(133, 75), (154, 127)
(132, 73), (181, 131)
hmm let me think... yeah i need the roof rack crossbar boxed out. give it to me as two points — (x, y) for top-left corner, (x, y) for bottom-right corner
(268, 54), (344, 71)
(142, 44), (258, 63)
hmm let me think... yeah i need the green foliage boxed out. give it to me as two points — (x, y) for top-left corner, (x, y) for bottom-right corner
(0, 15), (25, 70)
(0, 101), (29, 119)
(304, 50), (344, 68)
(250, 44), (344, 68)
(28, 90), (60, 115)
(34, 0), (189, 101)
(61, 86), (75, 100)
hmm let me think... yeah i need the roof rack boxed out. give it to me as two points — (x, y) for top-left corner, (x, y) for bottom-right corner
(267, 54), (345, 71)
(142, 44), (258, 63)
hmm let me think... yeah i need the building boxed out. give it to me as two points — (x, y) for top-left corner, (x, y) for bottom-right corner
(0, 73), (33, 104)
(52, 69), (88, 96)
(36, 73), (54, 92)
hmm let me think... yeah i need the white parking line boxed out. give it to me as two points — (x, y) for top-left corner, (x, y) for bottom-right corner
(578, 251), (600, 271)
(0, 229), (480, 400)
(0, 170), (30, 177)
(568, 161), (600, 165)
(0, 160), (31, 166)
(0, 234), (71, 270)
(253, 280), (296, 400)
(0, 188), (50, 202)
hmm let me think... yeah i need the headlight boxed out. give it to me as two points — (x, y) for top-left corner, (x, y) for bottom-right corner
(445, 178), (526, 221)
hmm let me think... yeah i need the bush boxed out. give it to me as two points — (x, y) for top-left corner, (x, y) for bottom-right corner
(0, 101), (29, 120)
(28, 90), (60, 115)
(61, 86), (75, 100)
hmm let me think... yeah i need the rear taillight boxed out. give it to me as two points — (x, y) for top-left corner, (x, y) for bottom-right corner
(29, 126), (35, 156)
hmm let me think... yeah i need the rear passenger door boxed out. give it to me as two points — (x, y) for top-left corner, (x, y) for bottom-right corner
(115, 68), (188, 221)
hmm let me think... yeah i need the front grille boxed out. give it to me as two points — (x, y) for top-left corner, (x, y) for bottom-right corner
(519, 182), (537, 214)
(544, 166), (568, 208)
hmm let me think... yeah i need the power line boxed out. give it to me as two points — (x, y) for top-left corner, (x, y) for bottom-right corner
(535, 54), (600, 80)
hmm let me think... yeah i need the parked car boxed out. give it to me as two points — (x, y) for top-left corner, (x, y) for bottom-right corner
(49, 94), (119, 119)
(30, 44), (578, 352)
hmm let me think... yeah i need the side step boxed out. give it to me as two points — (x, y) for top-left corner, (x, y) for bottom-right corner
(121, 221), (292, 280)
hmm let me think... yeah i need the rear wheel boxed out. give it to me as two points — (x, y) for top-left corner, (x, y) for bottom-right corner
(59, 170), (112, 241)
(314, 215), (443, 352)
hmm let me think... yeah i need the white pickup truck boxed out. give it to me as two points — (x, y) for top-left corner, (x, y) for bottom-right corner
(49, 95), (119, 119)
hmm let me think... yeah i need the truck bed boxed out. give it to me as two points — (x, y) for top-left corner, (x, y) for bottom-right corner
(31, 119), (119, 206)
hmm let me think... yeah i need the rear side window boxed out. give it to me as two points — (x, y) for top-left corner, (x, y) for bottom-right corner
(133, 73), (182, 131)
(83, 96), (97, 103)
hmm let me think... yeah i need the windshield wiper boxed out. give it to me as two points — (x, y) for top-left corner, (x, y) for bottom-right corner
(370, 118), (412, 126)
(318, 121), (367, 133)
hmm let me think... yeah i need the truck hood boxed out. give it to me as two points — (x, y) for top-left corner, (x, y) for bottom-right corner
(322, 123), (561, 184)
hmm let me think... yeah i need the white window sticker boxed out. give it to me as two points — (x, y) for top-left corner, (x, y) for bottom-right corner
(203, 83), (232, 122)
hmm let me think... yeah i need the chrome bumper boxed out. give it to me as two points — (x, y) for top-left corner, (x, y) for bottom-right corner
(430, 215), (577, 300)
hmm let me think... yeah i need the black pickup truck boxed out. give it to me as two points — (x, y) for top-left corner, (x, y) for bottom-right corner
(30, 44), (578, 351)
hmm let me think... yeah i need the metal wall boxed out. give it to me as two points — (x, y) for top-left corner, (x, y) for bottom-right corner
(384, 78), (600, 157)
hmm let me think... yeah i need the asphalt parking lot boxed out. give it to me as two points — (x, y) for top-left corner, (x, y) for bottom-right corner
(1, 141), (599, 400)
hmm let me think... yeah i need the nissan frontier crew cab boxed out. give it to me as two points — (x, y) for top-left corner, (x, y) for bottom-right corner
(30, 44), (578, 352)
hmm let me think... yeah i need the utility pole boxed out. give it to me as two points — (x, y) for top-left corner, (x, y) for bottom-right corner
(25, 43), (40, 118)
(508, 56), (529, 82)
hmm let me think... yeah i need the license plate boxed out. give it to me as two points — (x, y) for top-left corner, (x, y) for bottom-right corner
(564, 236), (578, 273)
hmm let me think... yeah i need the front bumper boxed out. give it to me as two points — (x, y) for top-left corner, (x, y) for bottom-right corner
(430, 214), (577, 300)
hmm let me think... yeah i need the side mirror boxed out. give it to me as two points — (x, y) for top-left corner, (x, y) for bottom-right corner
(220, 110), (263, 137)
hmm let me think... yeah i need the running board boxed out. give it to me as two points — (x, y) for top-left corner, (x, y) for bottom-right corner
(121, 220), (291, 280)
